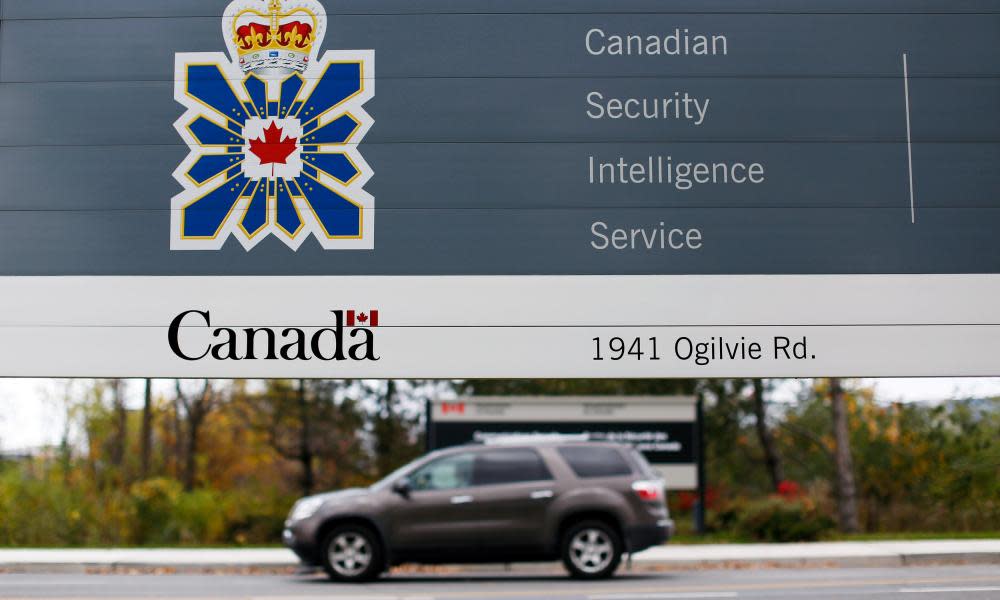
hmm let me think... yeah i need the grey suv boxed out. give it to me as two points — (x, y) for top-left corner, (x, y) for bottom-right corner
(282, 441), (674, 581)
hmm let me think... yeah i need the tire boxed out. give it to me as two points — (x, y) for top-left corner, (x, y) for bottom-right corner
(560, 519), (623, 580)
(320, 524), (384, 582)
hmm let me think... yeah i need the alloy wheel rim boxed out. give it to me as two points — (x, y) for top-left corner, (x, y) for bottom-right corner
(329, 532), (372, 576)
(569, 528), (613, 574)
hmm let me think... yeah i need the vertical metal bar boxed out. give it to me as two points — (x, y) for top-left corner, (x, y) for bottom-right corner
(903, 53), (916, 224)
(424, 398), (434, 452)
(695, 394), (706, 535)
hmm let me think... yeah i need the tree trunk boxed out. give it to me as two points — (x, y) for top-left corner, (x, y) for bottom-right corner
(375, 379), (396, 476)
(298, 379), (315, 496)
(177, 379), (213, 492)
(110, 379), (128, 478)
(751, 378), (785, 491)
(172, 381), (185, 480)
(140, 378), (153, 480)
(830, 378), (860, 533)
(183, 416), (199, 491)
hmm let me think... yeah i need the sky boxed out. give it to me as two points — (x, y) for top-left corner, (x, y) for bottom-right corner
(1, 377), (999, 452)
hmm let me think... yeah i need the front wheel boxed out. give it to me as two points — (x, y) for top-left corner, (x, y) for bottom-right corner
(560, 520), (623, 579)
(320, 524), (384, 582)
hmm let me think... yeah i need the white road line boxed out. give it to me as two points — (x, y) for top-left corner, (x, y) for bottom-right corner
(0, 581), (107, 586)
(903, 51), (916, 224)
(249, 597), (432, 600)
(899, 587), (1000, 594)
(589, 593), (738, 600)
(251, 596), (411, 600)
(249, 597), (403, 600)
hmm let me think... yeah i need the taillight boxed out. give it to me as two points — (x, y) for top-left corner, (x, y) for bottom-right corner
(632, 480), (663, 501)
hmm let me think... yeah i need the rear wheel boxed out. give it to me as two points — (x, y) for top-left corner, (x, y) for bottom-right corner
(560, 519), (623, 579)
(320, 524), (384, 582)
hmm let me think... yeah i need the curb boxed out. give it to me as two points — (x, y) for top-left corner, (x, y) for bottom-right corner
(2, 542), (998, 575)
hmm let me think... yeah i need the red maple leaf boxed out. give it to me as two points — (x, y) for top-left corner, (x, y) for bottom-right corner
(248, 121), (297, 175)
(357, 312), (369, 323)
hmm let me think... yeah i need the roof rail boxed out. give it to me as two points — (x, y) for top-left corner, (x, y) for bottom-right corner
(477, 432), (592, 445)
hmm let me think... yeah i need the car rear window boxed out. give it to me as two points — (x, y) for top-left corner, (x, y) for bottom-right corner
(629, 448), (659, 479)
(473, 448), (553, 485)
(558, 446), (634, 478)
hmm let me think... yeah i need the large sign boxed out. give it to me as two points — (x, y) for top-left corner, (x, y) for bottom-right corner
(427, 397), (699, 490)
(0, 0), (998, 376)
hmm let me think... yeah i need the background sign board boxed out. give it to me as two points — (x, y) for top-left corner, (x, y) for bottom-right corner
(427, 396), (699, 490)
(0, 0), (998, 377)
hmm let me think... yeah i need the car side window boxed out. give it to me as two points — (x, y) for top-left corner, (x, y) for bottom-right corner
(558, 446), (634, 478)
(473, 448), (553, 486)
(409, 453), (475, 491)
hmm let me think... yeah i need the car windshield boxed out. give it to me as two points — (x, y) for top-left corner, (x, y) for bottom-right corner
(368, 452), (437, 491)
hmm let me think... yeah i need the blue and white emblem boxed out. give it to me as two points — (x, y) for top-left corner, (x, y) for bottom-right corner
(172, 0), (374, 251)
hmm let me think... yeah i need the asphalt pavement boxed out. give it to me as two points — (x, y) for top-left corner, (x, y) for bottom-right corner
(1, 565), (999, 600)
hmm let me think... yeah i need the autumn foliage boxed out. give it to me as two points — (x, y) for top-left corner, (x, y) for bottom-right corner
(0, 379), (998, 547)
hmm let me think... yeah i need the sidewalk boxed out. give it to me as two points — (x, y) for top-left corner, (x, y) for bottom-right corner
(1, 540), (997, 573)
(633, 540), (1000, 569)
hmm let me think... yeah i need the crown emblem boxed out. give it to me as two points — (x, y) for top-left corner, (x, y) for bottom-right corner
(224, 0), (326, 75)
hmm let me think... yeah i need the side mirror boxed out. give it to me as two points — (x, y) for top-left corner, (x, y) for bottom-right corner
(392, 478), (412, 498)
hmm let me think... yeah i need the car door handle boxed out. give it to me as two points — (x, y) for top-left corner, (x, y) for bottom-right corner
(530, 490), (554, 500)
(450, 495), (473, 505)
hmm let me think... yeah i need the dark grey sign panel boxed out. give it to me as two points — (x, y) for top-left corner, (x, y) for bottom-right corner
(7, 0), (1000, 19)
(0, 207), (997, 275)
(4, 143), (997, 211)
(4, 14), (1000, 81)
(428, 421), (696, 464)
(5, 0), (1000, 19)
(2, 79), (998, 146)
(0, 0), (997, 275)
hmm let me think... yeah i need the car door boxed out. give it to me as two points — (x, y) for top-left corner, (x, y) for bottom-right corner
(471, 447), (557, 554)
(386, 451), (481, 559)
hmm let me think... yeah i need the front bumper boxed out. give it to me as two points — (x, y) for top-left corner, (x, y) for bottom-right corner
(283, 520), (322, 566)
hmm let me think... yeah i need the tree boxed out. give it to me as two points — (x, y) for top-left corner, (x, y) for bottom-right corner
(140, 379), (153, 480)
(108, 379), (128, 478)
(174, 379), (218, 491)
(369, 380), (426, 477)
(240, 379), (370, 495)
(829, 378), (860, 533)
(295, 379), (315, 494)
(750, 379), (785, 492)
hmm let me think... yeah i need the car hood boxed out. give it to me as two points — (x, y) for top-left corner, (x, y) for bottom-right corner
(312, 487), (370, 504)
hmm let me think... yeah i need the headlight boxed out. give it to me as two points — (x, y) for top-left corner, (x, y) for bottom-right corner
(289, 497), (324, 522)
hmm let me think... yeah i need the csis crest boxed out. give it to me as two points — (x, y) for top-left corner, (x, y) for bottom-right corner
(172, 0), (374, 251)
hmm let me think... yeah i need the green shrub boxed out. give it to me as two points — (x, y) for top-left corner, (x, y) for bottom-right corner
(129, 478), (182, 545)
(172, 490), (230, 544)
(223, 489), (290, 545)
(730, 497), (835, 542)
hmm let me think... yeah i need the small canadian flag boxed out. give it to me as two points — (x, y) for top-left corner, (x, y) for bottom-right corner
(441, 402), (466, 415)
(346, 310), (379, 327)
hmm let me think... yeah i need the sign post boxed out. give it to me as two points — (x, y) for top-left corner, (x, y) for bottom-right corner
(695, 395), (707, 534)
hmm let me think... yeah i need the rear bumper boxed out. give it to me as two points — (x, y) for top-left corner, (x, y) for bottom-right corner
(626, 519), (674, 553)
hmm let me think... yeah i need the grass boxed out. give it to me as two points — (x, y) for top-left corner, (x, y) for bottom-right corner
(834, 531), (1000, 542)
(667, 531), (1000, 545)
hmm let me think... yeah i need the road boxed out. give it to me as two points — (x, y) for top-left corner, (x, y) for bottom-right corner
(1, 565), (999, 599)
